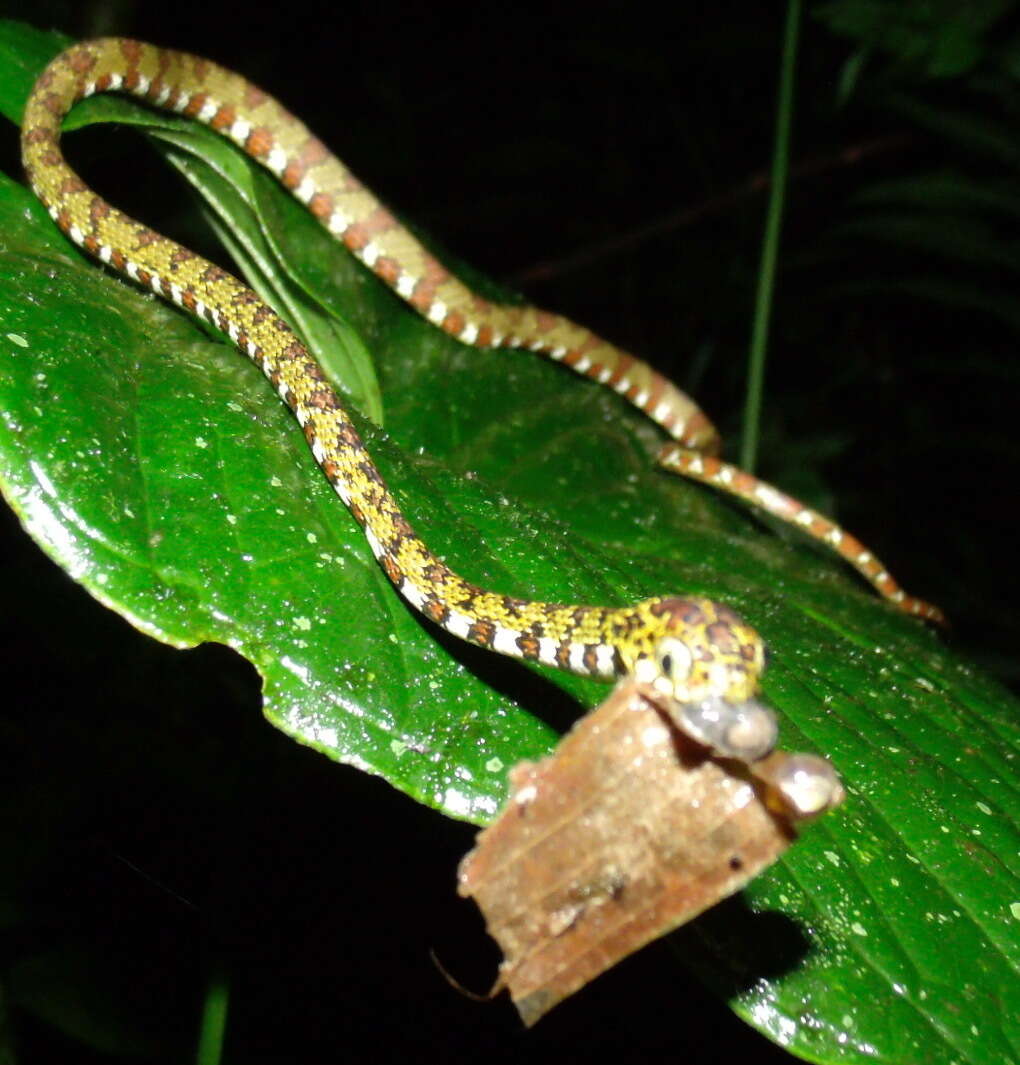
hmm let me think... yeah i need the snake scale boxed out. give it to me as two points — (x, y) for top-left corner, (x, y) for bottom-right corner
(21, 38), (942, 762)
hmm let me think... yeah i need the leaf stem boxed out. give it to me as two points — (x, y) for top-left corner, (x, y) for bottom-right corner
(741, 0), (801, 472)
(195, 962), (230, 1065)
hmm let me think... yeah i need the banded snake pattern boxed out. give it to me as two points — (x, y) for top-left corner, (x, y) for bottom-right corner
(21, 38), (942, 762)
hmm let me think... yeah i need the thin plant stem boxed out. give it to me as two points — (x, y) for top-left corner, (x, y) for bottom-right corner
(195, 962), (230, 1065)
(741, 0), (801, 472)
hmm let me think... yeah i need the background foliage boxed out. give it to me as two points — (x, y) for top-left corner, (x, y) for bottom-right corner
(0, 2), (1018, 1063)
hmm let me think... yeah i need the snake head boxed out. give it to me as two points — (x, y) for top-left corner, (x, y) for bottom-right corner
(624, 596), (777, 762)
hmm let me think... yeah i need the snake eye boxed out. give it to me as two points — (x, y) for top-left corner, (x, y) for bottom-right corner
(655, 637), (693, 687)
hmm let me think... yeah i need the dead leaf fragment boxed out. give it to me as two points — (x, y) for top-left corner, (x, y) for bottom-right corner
(457, 679), (842, 1025)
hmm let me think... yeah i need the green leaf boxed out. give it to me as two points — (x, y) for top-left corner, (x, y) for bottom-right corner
(852, 170), (1020, 222)
(829, 213), (1020, 272)
(886, 93), (1020, 166)
(0, 19), (66, 123)
(814, 0), (1013, 77)
(1, 20), (1018, 1064)
(150, 130), (384, 423)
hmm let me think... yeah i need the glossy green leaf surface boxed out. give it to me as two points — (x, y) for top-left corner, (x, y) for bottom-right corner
(1, 21), (1018, 1064)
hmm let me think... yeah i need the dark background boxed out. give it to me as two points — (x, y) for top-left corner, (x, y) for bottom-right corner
(1, 2), (1017, 1062)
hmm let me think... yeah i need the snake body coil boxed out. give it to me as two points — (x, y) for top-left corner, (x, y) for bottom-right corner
(20, 39), (939, 762)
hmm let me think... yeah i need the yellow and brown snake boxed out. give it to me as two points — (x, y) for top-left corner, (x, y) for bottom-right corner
(20, 38), (943, 761)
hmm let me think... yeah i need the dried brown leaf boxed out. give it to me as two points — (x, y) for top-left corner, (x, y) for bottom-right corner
(458, 680), (843, 1025)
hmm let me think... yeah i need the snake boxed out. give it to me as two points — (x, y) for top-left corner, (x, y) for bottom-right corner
(20, 38), (942, 763)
